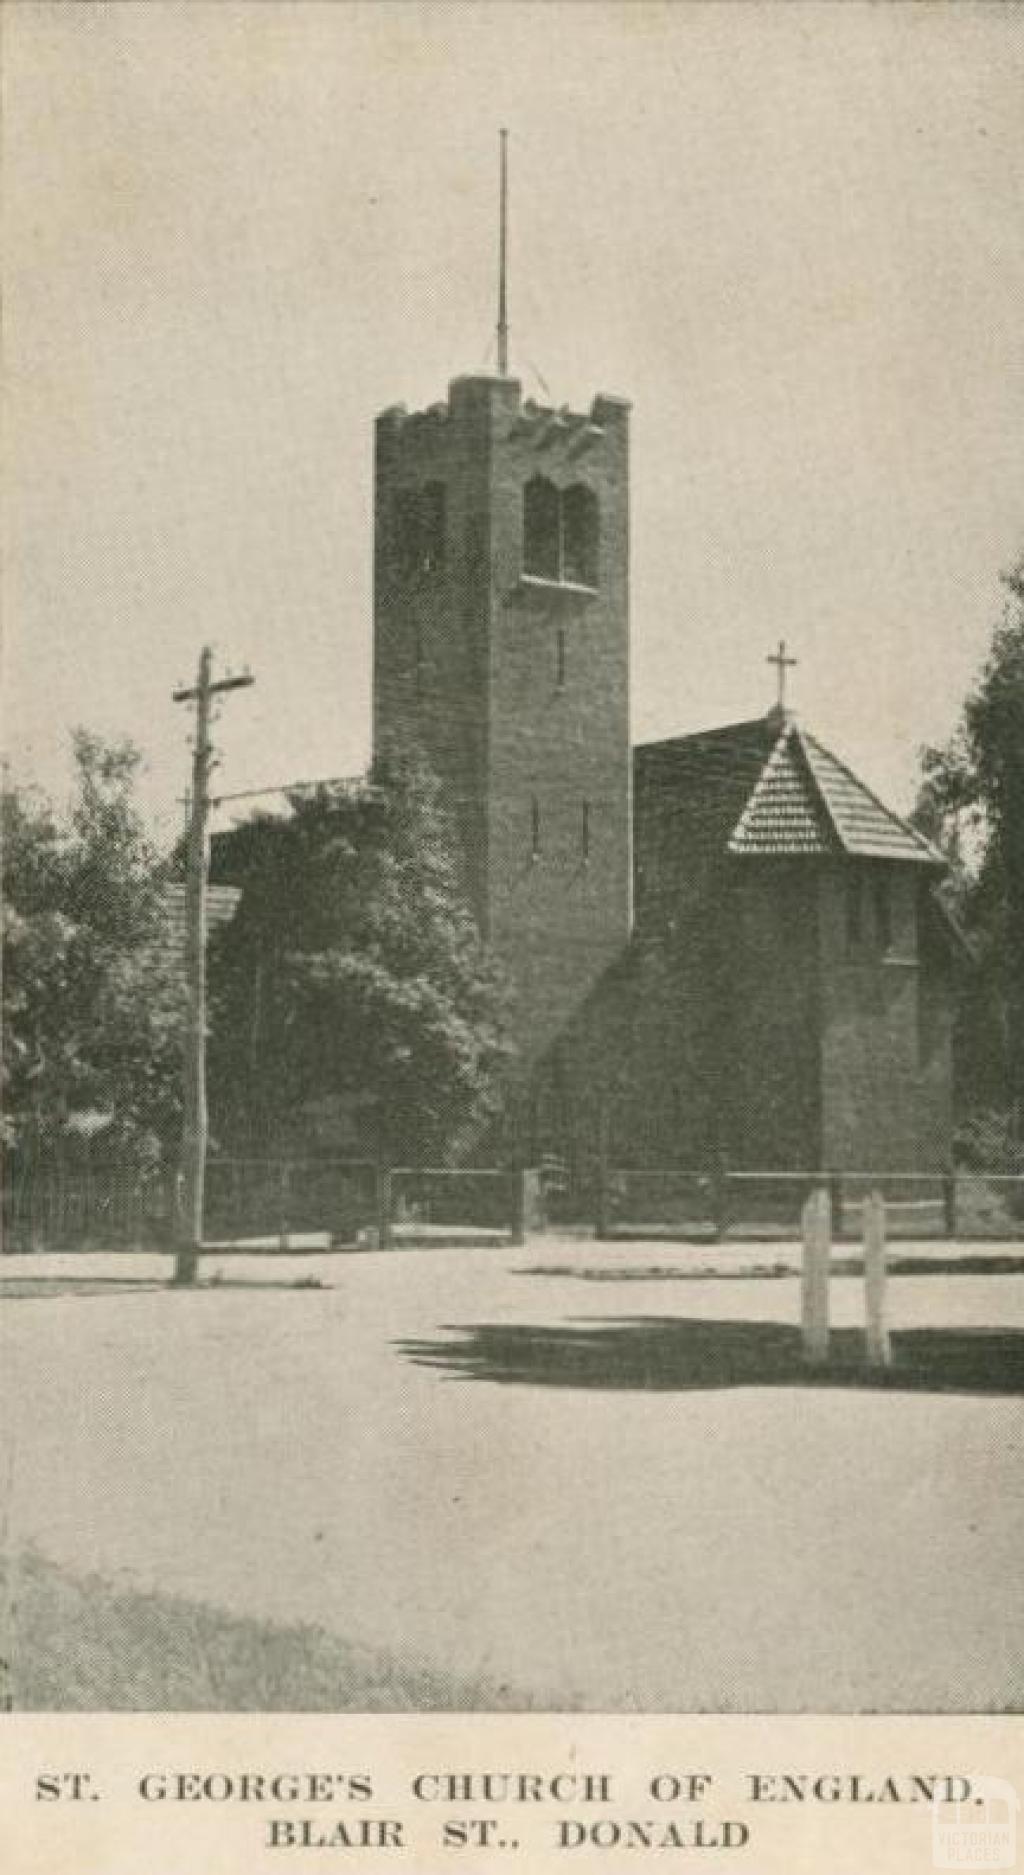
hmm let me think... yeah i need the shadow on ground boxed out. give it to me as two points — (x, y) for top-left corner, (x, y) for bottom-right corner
(0, 1277), (326, 1300)
(516, 1255), (1024, 1281)
(396, 1317), (1024, 1396)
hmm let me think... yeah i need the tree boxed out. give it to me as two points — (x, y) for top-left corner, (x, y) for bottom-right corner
(915, 559), (1024, 1147)
(207, 751), (513, 1163)
(2, 732), (184, 1165)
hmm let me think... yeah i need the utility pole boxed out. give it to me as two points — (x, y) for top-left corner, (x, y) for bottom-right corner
(172, 646), (254, 1284)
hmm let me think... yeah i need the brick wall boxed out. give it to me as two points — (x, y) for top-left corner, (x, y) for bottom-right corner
(374, 376), (632, 1070)
(818, 864), (953, 1169)
(374, 383), (500, 922)
(716, 863), (822, 1169)
(546, 854), (952, 1180)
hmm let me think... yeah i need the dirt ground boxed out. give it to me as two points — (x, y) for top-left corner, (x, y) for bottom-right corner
(1, 1237), (1022, 1710)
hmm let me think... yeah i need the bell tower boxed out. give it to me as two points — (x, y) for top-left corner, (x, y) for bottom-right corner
(373, 375), (631, 1066)
(372, 141), (631, 1067)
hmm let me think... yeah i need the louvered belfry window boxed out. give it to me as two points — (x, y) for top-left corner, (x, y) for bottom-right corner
(523, 477), (561, 580)
(523, 477), (599, 587)
(562, 485), (599, 586)
(394, 481), (446, 576)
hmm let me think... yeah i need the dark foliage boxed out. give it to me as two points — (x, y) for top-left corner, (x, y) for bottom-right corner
(915, 560), (1024, 1143)
(208, 751), (513, 1162)
(2, 732), (184, 1162)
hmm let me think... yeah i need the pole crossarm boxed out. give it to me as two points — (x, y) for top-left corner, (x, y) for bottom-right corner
(173, 670), (254, 703)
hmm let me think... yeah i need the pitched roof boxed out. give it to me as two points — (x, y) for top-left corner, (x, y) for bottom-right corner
(796, 732), (938, 863)
(636, 712), (941, 867)
(729, 727), (834, 856)
(634, 716), (782, 866)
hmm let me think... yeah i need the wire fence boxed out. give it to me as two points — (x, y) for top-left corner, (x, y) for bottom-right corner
(390, 1167), (525, 1242)
(598, 1169), (1024, 1242)
(1, 1161), (171, 1253)
(3, 1158), (1023, 1253)
(1, 1158), (530, 1253)
(203, 1157), (378, 1247)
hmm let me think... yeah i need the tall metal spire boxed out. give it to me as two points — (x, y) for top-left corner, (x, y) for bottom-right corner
(497, 128), (509, 376)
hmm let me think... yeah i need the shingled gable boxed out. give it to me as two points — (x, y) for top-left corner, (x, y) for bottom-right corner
(636, 710), (939, 866)
(729, 714), (941, 863)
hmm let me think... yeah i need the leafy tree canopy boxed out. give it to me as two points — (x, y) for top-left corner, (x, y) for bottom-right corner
(2, 732), (184, 1161)
(915, 560), (1024, 1135)
(208, 751), (513, 1163)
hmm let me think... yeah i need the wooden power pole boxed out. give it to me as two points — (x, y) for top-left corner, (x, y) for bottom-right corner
(172, 647), (253, 1284)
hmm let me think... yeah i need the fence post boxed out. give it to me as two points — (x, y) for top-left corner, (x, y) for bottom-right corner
(712, 1153), (729, 1243)
(84, 1161), (95, 1250)
(942, 1171), (958, 1240)
(863, 1188), (891, 1369)
(595, 1105), (611, 1240)
(171, 1170), (198, 1286)
(594, 1167), (609, 1240)
(508, 1168), (527, 1247)
(800, 1185), (831, 1365)
(376, 1165), (393, 1250)
(232, 1161), (244, 1240)
(829, 1171), (844, 1241)
(278, 1161), (291, 1252)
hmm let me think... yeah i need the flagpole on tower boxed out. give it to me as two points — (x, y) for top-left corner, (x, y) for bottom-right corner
(497, 128), (509, 377)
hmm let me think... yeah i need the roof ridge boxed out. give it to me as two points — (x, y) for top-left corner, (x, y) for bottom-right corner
(637, 715), (778, 754)
(799, 727), (940, 862)
(788, 723), (853, 856)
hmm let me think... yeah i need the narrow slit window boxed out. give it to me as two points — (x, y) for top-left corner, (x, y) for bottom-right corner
(531, 795), (541, 861)
(581, 798), (591, 863)
(421, 481), (446, 572)
(556, 627), (566, 689)
(394, 487), (421, 579)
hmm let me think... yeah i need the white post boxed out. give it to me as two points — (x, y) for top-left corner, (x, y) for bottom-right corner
(863, 1188), (891, 1369)
(800, 1185), (831, 1365)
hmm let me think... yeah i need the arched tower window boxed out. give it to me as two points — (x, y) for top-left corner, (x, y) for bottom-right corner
(562, 484), (599, 587)
(523, 477), (561, 581)
(523, 477), (600, 587)
(394, 488), (421, 578)
(420, 481), (446, 572)
(394, 480), (446, 577)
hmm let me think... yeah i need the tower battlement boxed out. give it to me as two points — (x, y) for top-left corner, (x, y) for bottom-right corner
(376, 376), (629, 446)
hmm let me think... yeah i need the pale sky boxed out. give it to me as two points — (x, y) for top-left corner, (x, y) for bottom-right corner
(5, 0), (1024, 842)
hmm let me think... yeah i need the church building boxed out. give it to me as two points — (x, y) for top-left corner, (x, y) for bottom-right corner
(374, 369), (957, 1176)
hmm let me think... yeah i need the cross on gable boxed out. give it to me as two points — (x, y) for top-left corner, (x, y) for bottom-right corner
(766, 638), (798, 710)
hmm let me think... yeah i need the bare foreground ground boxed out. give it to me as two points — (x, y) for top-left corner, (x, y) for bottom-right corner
(1, 1237), (1023, 1711)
